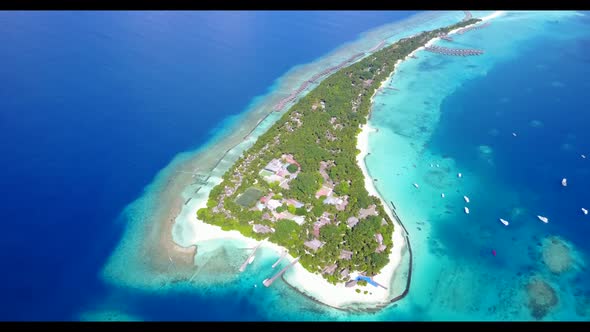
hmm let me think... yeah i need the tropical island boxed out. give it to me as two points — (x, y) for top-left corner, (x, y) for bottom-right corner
(197, 17), (481, 288)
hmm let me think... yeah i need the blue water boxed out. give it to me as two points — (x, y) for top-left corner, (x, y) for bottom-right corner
(430, 16), (590, 256)
(3, 10), (589, 321)
(0, 11), (419, 320)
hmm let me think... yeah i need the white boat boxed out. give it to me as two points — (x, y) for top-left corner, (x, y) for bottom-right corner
(582, 154), (587, 159)
(537, 215), (549, 223)
(248, 256), (256, 264)
(413, 183), (419, 189)
(441, 193), (445, 198)
(512, 132), (517, 137)
(562, 178), (567, 187)
(436, 164), (440, 168)
(499, 218), (509, 226)
(464, 207), (470, 214)
(582, 208), (588, 215)
(430, 163), (434, 167)
(464, 195), (470, 203)
(457, 173), (463, 178)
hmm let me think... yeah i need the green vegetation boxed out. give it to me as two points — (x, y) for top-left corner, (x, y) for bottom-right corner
(235, 187), (264, 208)
(287, 164), (298, 173)
(198, 18), (481, 283)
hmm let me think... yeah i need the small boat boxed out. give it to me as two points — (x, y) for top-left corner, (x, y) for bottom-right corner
(436, 164), (440, 168)
(492, 249), (497, 256)
(562, 178), (567, 187)
(582, 154), (587, 159)
(457, 173), (463, 178)
(248, 256), (256, 264)
(430, 163), (434, 167)
(537, 215), (549, 223)
(441, 193), (445, 198)
(464, 207), (470, 214)
(582, 208), (588, 215)
(413, 183), (420, 189)
(512, 132), (517, 137)
(499, 218), (509, 226)
(464, 195), (470, 203)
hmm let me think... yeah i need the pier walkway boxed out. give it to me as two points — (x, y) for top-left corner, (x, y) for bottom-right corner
(271, 250), (287, 269)
(263, 257), (300, 287)
(239, 241), (263, 273)
(463, 11), (472, 21)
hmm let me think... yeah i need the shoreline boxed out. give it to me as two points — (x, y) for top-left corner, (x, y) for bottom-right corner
(104, 10), (505, 310)
(181, 13), (504, 311)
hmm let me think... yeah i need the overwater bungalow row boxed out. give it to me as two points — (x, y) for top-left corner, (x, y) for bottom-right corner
(424, 45), (484, 56)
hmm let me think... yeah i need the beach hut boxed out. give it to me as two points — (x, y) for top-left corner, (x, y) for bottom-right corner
(322, 264), (338, 275)
(304, 239), (324, 252)
(340, 268), (350, 278)
(253, 224), (273, 234)
(340, 249), (353, 260)
(347, 216), (359, 228)
(345, 279), (358, 288)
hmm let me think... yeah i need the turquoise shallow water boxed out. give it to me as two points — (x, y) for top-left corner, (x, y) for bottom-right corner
(367, 10), (590, 320)
(88, 11), (590, 321)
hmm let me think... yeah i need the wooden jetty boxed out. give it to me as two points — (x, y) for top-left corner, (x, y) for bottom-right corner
(424, 45), (484, 57)
(239, 241), (263, 273)
(263, 257), (300, 287)
(369, 277), (388, 290)
(463, 10), (472, 21)
(439, 33), (453, 42)
(271, 250), (287, 269)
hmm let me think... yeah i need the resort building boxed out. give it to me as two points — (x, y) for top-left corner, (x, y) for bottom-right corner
(345, 279), (358, 288)
(253, 224), (274, 234)
(322, 264), (338, 275)
(264, 159), (283, 173)
(346, 216), (359, 228)
(340, 268), (350, 278)
(375, 233), (386, 253)
(304, 239), (324, 252)
(339, 249), (353, 260)
(359, 204), (378, 219)
(266, 199), (282, 211)
(315, 185), (333, 199)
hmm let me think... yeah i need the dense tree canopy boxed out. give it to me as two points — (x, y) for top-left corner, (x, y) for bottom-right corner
(197, 18), (481, 283)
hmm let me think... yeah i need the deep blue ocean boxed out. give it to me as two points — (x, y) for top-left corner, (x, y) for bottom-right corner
(430, 21), (590, 260)
(0, 11), (417, 320)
